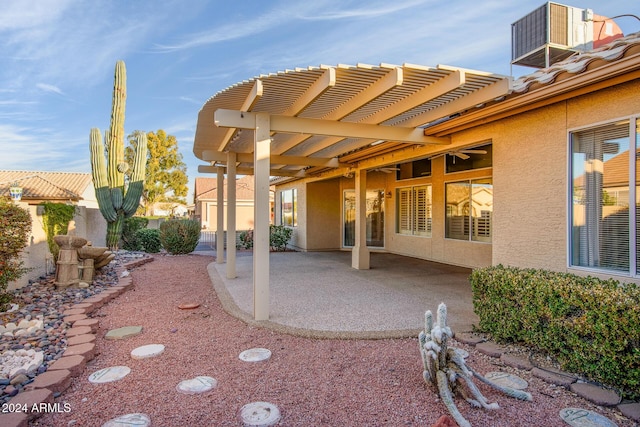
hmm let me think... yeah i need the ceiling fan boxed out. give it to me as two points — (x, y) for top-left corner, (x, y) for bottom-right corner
(371, 167), (400, 174)
(429, 149), (487, 161)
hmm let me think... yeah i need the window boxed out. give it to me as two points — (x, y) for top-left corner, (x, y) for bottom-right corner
(280, 189), (297, 227)
(446, 143), (492, 173)
(344, 190), (384, 247)
(396, 158), (432, 180)
(396, 185), (432, 236)
(570, 119), (638, 273)
(445, 179), (492, 242)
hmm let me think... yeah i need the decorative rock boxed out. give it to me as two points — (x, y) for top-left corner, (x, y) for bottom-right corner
(475, 342), (506, 358)
(4, 388), (53, 420)
(63, 343), (96, 361)
(10, 374), (29, 386)
(176, 376), (217, 394)
(500, 353), (534, 371)
(239, 401), (281, 426)
(454, 332), (487, 345)
(431, 415), (458, 427)
(239, 348), (272, 362)
(559, 408), (618, 427)
(102, 413), (151, 427)
(0, 412), (29, 427)
(570, 383), (621, 407)
(88, 366), (131, 384)
(63, 308), (87, 317)
(484, 371), (528, 390)
(178, 303), (200, 310)
(67, 334), (96, 346)
(71, 318), (99, 333)
(65, 326), (93, 338)
(63, 314), (88, 324)
(105, 326), (143, 340)
(532, 367), (578, 387)
(131, 344), (165, 360)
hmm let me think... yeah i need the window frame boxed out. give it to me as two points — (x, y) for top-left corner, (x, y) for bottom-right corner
(279, 188), (297, 227)
(444, 178), (493, 243)
(396, 184), (432, 237)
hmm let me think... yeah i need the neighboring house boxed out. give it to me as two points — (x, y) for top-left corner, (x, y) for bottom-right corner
(193, 25), (640, 319)
(0, 171), (107, 289)
(193, 175), (274, 231)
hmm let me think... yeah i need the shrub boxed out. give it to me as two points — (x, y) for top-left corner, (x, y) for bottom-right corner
(41, 202), (75, 262)
(159, 219), (200, 254)
(470, 265), (640, 399)
(238, 229), (253, 250)
(136, 228), (161, 253)
(122, 217), (149, 251)
(0, 198), (31, 311)
(270, 225), (292, 251)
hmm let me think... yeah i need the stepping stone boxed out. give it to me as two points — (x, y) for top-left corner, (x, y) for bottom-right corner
(617, 402), (640, 422)
(559, 408), (618, 427)
(67, 333), (96, 346)
(239, 401), (281, 426)
(570, 383), (621, 407)
(475, 341), (506, 358)
(66, 326), (93, 338)
(239, 348), (272, 362)
(455, 332), (487, 345)
(88, 366), (131, 384)
(178, 303), (200, 310)
(105, 326), (143, 340)
(131, 344), (165, 360)
(484, 371), (528, 390)
(48, 355), (86, 377)
(176, 376), (217, 394)
(102, 413), (151, 427)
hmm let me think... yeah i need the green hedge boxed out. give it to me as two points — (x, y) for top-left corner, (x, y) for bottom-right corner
(136, 228), (162, 253)
(470, 265), (640, 399)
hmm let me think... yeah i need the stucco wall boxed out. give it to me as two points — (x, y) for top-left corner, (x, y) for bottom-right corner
(306, 179), (342, 250)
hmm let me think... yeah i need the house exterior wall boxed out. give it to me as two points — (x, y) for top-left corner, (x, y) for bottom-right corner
(205, 200), (255, 231)
(306, 179), (342, 250)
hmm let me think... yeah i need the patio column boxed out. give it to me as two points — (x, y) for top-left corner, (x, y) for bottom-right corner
(226, 151), (237, 278)
(253, 113), (271, 320)
(216, 167), (225, 264)
(352, 169), (370, 269)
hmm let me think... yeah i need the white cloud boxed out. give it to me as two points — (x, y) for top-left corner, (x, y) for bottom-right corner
(36, 83), (64, 95)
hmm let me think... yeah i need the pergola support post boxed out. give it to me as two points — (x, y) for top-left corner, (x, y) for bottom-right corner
(253, 113), (271, 320)
(226, 151), (237, 279)
(216, 167), (225, 264)
(352, 169), (370, 269)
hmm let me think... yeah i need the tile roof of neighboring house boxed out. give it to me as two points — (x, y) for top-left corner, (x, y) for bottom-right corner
(512, 31), (640, 94)
(194, 175), (257, 200)
(0, 171), (92, 201)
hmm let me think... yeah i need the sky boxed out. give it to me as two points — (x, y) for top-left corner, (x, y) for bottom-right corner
(1, 0), (638, 204)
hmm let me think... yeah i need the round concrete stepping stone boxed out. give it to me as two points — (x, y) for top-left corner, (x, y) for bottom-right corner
(105, 326), (143, 340)
(131, 344), (165, 360)
(239, 401), (281, 426)
(88, 366), (131, 384)
(239, 348), (272, 362)
(176, 376), (217, 394)
(485, 371), (528, 390)
(102, 413), (151, 427)
(178, 302), (200, 309)
(559, 408), (618, 427)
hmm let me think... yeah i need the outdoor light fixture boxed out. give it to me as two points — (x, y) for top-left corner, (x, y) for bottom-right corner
(9, 182), (23, 202)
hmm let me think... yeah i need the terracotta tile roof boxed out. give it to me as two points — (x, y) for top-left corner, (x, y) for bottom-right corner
(194, 175), (257, 200)
(0, 170), (92, 201)
(512, 31), (640, 94)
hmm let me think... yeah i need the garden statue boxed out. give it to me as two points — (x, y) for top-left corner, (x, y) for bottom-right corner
(90, 60), (147, 250)
(419, 303), (532, 427)
(53, 235), (87, 288)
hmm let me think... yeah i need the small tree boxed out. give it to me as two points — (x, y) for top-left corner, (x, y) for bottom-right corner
(0, 198), (31, 311)
(159, 219), (200, 254)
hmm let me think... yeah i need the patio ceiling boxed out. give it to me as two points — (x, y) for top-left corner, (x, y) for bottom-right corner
(194, 63), (512, 178)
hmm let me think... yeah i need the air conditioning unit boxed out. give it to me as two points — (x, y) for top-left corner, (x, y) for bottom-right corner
(511, 2), (623, 69)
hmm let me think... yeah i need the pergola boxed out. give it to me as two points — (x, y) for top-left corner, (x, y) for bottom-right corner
(193, 63), (511, 321)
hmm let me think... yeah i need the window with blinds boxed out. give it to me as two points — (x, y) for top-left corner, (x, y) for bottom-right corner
(396, 185), (431, 236)
(571, 120), (633, 272)
(445, 179), (493, 242)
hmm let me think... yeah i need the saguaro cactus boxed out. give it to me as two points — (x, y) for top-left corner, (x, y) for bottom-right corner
(419, 303), (532, 427)
(90, 60), (147, 250)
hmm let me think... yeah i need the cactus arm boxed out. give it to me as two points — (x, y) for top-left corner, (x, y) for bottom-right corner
(108, 60), (126, 190)
(90, 128), (117, 222)
(122, 131), (147, 216)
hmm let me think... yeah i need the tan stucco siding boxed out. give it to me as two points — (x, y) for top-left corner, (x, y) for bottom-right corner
(306, 179), (341, 250)
(206, 201), (255, 231)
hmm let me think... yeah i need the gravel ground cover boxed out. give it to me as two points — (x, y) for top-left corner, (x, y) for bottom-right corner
(31, 254), (634, 427)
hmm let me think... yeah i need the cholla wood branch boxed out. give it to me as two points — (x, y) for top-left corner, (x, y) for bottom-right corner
(418, 303), (532, 427)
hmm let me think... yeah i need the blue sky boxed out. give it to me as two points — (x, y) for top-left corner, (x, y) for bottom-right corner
(1, 0), (638, 203)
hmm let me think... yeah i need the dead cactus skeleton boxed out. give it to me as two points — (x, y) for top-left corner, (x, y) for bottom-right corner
(419, 303), (532, 427)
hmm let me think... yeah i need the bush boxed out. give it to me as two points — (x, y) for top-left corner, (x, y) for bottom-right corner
(159, 219), (200, 254)
(0, 198), (31, 311)
(470, 265), (640, 399)
(136, 228), (161, 253)
(270, 225), (292, 251)
(122, 217), (149, 251)
(238, 229), (253, 250)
